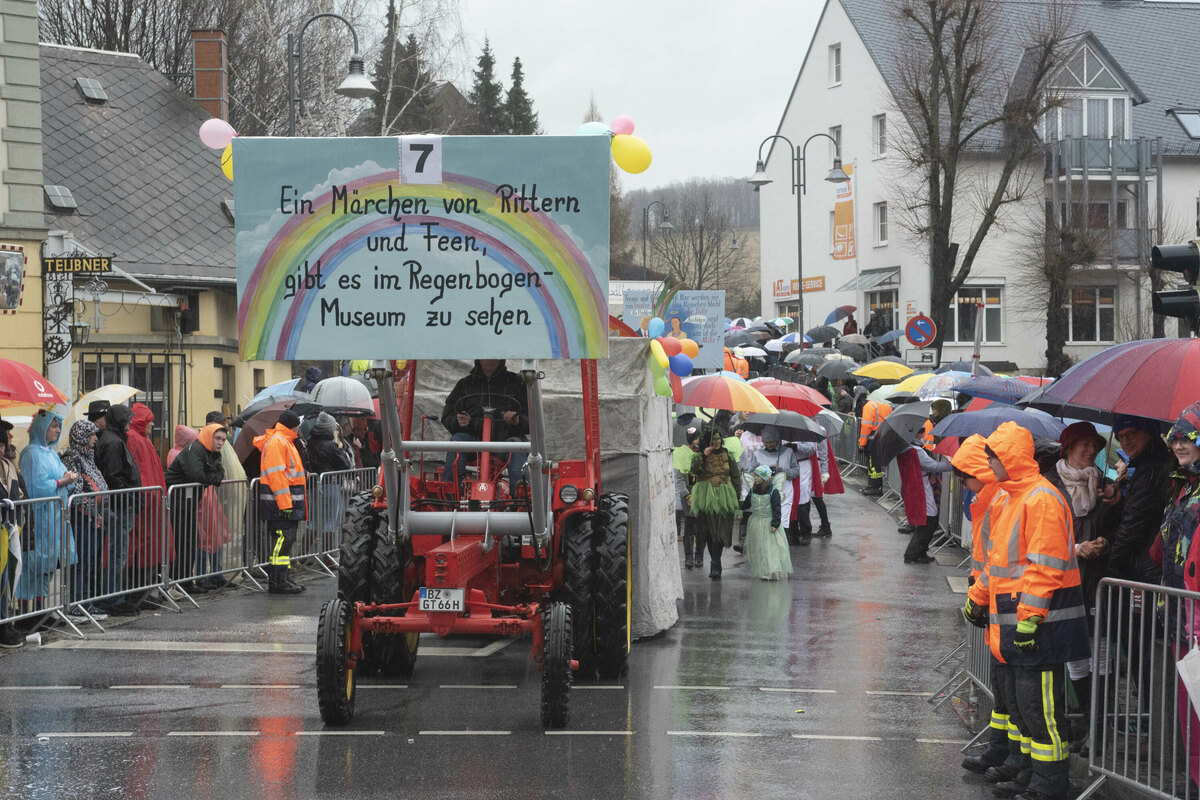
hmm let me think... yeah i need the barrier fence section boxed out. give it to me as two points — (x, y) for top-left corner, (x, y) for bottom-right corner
(307, 468), (376, 569)
(831, 412), (862, 473)
(165, 480), (254, 602)
(0, 496), (73, 634)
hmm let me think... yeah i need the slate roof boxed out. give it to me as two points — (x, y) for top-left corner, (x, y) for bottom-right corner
(40, 44), (234, 283)
(838, 0), (1200, 154)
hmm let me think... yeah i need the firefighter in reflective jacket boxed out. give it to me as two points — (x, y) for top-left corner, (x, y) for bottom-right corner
(255, 409), (307, 595)
(858, 399), (891, 496)
(954, 435), (1024, 780)
(964, 422), (1088, 800)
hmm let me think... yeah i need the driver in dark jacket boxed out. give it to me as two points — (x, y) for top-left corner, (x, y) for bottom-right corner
(441, 360), (529, 488)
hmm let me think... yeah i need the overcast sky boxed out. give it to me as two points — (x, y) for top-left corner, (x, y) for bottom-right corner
(458, 1), (823, 192)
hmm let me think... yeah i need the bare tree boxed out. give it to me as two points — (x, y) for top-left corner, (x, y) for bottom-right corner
(888, 0), (1075, 353)
(369, 0), (466, 136)
(650, 184), (747, 295)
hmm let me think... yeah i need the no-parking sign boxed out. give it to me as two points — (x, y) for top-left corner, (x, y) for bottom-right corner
(905, 314), (937, 348)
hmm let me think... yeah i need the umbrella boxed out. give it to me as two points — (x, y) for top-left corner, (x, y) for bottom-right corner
(725, 331), (760, 348)
(729, 317), (755, 329)
(0, 359), (69, 409)
(717, 370), (748, 382)
(816, 360), (861, 381)
(249, 378), (303, 407)
(1018, 338), (1200, 423)
(806, 325), (840, 344)
(891, 372), (935, 394)
(311, 376), (375, 413)
(723, 317), (733, 328)
(867, 385), (917, 404)
(238, 394), (303, 422)
(679, 375), (777, 413)
(768, 317), (794, 327)
(840, 333), (869, 346)
(778, 332), (809, 345)
(952, 376), (1036, 405)
(60, 384), (140, 444)
(865, 355), (905, 365)
(734, 346), (768, 358)
(748, 378), (831, 408)
(233, 400), (295, 461)
(824, 305), (856, 325)
(915, 371), (971, 399)
(814, 408), (846, 437)
(873, 330), (905, 345)
(785, 352), (827, 369)
(764, 339), (785, 352)
(836, 342), (870, 362)
(741, 411), (827, 442)
(871, 401), (935, 467)
(742, 324), (772, 334)
(932, 406), (1064, 440)
(853, 361), (915, 383)
(937, 360), (994, 377)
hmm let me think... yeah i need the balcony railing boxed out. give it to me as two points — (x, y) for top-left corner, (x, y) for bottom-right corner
(1045, 137), (1160, 179)
(1046, 227), (1143, 265)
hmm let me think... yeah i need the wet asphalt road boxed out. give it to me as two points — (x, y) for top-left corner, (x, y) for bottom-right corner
(0, 482), (1010, 800)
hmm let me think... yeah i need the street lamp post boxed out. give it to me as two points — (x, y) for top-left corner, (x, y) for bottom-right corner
(750, 134), (848, 334)
(641, 200), (673, 281)
(287, 13), (377, 136)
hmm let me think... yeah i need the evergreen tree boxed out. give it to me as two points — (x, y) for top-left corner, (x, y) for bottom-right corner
(368, 2), (434, 135)
(468, 38), (505, 134)
(505, 57), (540, 135)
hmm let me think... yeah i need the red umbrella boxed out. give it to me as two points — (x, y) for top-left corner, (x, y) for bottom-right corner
(748, 378), (831, 408)
(0, 358), (69, 408)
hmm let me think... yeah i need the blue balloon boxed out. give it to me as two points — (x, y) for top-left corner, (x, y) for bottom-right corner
(575, 121), (610, 136)
(668, 353), (693, 377)
(647, 317), (666, 338)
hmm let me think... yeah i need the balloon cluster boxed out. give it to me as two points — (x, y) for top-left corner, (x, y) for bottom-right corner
(575, 114), (652, 174)
(198, 119), (238, 181)
(644, 317), (697, 401)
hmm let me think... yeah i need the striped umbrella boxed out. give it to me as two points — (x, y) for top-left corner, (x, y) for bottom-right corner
(915, 371), (972, 398)
(951, 375), (1036, 405)
(680, 375), (778, 413)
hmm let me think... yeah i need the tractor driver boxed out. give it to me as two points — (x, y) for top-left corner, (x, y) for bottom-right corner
(441, 359), (530, 489)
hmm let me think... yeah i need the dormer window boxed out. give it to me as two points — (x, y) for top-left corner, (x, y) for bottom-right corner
(1041, 37), (1144, 142)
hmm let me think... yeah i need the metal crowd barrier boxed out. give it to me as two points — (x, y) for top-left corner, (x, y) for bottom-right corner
(165, 479), (257, 603)
(0, 496), (76, 635)
(831, 412), (863, 474)
(307, 467), (376, 570)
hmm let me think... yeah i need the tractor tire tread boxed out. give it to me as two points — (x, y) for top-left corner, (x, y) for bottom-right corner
(540, 602), (572, 729)
(337, 492), (378, 603)
(593, 493), (630, 680)
(316, 598), (356, 725)
(559, 513), (597, 680)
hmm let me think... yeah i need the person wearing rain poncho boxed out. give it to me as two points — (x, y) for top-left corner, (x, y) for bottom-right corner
(60, 419), (109, 621)
(17, 410), (77, 607)
(740, 465), (792, 581)
(689, 429), (741, 579)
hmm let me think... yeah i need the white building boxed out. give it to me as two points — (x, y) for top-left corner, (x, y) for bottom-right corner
(757, 0), (1200, 371)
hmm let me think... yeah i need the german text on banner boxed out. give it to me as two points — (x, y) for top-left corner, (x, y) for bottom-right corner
(832, 163), (855, 261)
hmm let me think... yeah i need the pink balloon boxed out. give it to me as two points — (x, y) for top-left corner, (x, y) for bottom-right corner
(610, 114), (635, 136)
(199, 118), (236, 150)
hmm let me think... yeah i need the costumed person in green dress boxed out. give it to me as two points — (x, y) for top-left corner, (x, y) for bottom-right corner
(741, 465), (793, 581)
(690, 428), (740, 579)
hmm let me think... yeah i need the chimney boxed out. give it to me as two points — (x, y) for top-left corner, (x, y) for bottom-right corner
(191, 29), (228, 121)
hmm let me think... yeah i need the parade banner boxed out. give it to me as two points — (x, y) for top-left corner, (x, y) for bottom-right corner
(832, 163), (855, 261)
(235, 136), (611, 361)
(621, 290), (724, 369)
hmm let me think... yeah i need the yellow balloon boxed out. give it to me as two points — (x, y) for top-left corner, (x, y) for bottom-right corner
(221, 143), (233, 181)
(649, 339), (669, 370)
(611, 134), (652, 174)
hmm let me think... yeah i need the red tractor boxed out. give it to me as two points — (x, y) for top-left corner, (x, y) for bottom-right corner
(316, 359), (629, 729)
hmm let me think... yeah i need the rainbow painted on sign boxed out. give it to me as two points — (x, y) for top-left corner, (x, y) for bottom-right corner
(237, 168), (607, 361)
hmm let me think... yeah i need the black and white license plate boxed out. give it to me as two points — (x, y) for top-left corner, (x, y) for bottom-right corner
(419, 587), (464, 612)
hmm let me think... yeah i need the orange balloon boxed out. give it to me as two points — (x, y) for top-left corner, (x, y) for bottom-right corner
(681, 339), (699, 359)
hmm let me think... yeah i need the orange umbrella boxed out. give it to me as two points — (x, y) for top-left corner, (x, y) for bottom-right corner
(680, 375), (777, 413)
(0, 358), (69, 409)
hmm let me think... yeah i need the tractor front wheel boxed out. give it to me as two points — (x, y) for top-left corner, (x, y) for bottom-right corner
(593, 493), (630, 680)
(560, 513), (596, 680)
(337, 492), (378, 603)
(540, 602), (573, 730)
(369, 533), (419, 677)
(316, 598), (357, 725)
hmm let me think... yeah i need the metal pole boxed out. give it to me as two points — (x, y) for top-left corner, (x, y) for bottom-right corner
(971, 300), (983, 376)
(287, 33), (295, 137)
(642, 205), (648, 280)
(796, 145), (804, 334)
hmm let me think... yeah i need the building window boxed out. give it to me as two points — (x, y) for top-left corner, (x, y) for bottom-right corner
(829, 44), (841, 85)
(946, 286), (1003, 343)
(1065, 285), (1115, 343)
(1045, 95), (1131, 140)
(873, 202), (888, 246)
(873, 114), (887, 156)
(829, 125), (841, 161)
(865, 288), (899, 332)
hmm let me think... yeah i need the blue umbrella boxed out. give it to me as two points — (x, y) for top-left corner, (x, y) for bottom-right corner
(778, 332), (807, 345)
(932, 406), (1064, 440)
(952, 376), (1033, 405)
(875, 330), (904, 344)
(249, 378), (302, 406)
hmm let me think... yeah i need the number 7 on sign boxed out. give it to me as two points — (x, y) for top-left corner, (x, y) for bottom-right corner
(400, 135), (443, 185)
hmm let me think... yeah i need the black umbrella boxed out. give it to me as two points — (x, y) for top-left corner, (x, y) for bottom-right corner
(785, 351), (826, 368)
(233, 400), (296, 461)
(236, 394), (303, 423)
(805, 325), (840, 344)
(766, 365), (806, 384)
(725, 331), (759, 348)
(740, 411), (827, 443)
(743, 324), (772, 334)
(836, 341), (870, 361)
(871, 400), (935, 468)
(865, 355), (905, 365)
(816, 359), (862, 381)
(937, 360), (994, 377)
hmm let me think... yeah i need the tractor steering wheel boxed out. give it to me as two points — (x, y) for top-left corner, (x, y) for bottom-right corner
(453, 392), (522, 424)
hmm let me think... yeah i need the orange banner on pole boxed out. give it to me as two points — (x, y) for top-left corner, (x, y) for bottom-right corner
(832, 163), (855, 261)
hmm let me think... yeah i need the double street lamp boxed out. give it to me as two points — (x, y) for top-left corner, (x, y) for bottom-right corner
(641, 200), (674, 280)
(287, 13), (376, 136)
(750, 134), (848, 334)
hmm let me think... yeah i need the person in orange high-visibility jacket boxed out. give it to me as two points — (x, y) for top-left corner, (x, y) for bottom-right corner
(966, 421), (1088, 800)
(953, 435), (1022, 779)
(254, 410), (307, 595)
(858, 399), (891, 495)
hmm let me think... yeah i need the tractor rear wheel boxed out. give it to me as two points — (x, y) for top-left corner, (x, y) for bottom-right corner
(369, 531), (419, 677)
(316, 598), (356, 725)
(337, 492), (377, 603)
(560, 513), (596, 680)
(540, 602), (572, 729)
(593, 493), (630, 680)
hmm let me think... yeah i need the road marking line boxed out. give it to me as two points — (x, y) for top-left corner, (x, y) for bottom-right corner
(546, 730), (635, 736)
(915, 738), (970, 744)
(420, 730), (510, 736)
(474, 639), (516, 657)
(0, 685), (82, 691)
(946, 576), (969, 594)
(667, 731), (762, 737)
(36, 732), (133, 738)
(791, 734), (884, 741)
(864, 691), (934, 697)
(357, 685), (408, 690)
(43, 639), (505, 657)
(438, 684), (517, 690)
(167, 731), (260, 737)
(220, 684), (300, 689)
(295, 730), (385, 736)
(654, 685), (731, 690)
(108, 684), (189, 690)
(759, 687), (838, 694)
(572, 685), (625, 690)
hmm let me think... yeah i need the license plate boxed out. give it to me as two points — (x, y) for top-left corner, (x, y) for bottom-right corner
(419, 587), (464, 613)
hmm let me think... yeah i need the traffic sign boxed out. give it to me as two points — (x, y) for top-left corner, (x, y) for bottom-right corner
(905, 314), (937, 348)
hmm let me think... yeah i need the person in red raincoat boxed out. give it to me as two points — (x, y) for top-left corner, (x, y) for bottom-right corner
(794, 437), (845, 538)
(126, 403), (173, 602)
